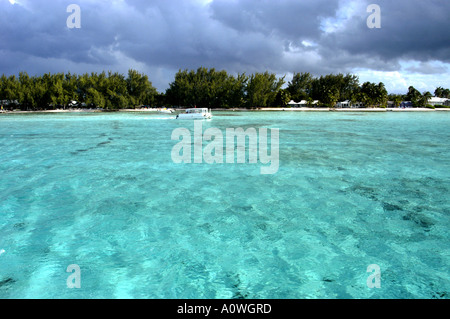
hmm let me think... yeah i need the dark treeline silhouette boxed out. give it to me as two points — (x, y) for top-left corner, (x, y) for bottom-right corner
(1, 68), (449, 110)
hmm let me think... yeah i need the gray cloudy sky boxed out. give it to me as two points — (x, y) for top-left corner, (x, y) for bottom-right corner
(1, 0), (449, 94)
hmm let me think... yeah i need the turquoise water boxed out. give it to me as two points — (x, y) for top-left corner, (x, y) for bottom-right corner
(0, 111), (449, 299)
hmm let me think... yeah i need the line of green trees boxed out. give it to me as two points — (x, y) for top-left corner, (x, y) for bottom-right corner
(0, 70), (158, 110)
(166, 69), (388, 108)
(165, 69), (448, 108)
(1, 68), (449, 110)
(286, 72), (389, 107)
(165, 68), (289, 108)
(165, 67), (249, 108)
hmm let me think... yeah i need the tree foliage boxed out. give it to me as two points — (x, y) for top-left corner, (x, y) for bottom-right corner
(165, 67), (248, 108)
(434, 87), (450, 98)
(287, 72), (313, 102)
(288, 72), (361, 107)
(0, 70), (157, 110)
(245, 72), (285, 108)
(2, 68), (449, 110)
(359, 82), (388, 107)
(406, 86), (423, 107)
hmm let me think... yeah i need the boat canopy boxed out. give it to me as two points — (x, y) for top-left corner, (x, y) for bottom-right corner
(185, 108), (209, 113)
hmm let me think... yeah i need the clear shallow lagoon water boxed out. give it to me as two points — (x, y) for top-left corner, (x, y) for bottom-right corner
(0, 111), (449, 299)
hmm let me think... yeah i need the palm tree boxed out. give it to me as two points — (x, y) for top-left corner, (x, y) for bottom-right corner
(407, 86), (422, 107)
(443, 88), (450, 99)
(434, 87), (444, 98)
(357, 92), (369, 108)
(423, 91), (432, 106)
(392, 95), (402, 108)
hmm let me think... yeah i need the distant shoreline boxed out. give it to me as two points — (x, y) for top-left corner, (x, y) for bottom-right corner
(1, 107), (450, 114)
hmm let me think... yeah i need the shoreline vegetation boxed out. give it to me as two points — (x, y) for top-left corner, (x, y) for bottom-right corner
(2, 107), (450, 114)
(1, 68), (449, 112)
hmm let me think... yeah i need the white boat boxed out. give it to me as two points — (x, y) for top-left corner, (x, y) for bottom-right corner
(176, 108), (212, 119)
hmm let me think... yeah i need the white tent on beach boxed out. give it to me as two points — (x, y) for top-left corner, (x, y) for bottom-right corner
(288, 100), (319, 107)
(288, 100), (300, 106)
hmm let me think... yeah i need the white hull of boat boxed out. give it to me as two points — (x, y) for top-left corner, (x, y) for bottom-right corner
(176, 108), (212, 119)
(176, 113), (212, 119)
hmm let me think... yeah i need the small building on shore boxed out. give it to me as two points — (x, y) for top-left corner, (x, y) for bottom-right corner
(336, 100), (365, 108)
(428, 97), (449, 107)
(400, 101), (413, 108)
(388, 101), (412, 108)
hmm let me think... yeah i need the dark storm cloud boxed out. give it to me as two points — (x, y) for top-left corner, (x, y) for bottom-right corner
(0, 0), (449, 92)
(405, 62), (448, 75)
(209, 0), (338, 39)
(0, 0), (116, 66)
(322, 0), (450, 64)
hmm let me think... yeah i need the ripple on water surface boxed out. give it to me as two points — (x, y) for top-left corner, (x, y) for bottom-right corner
(0, 111), (449, 298)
